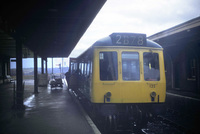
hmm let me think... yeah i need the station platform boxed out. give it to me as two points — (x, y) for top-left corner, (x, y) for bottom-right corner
(0, 79), (99, 134)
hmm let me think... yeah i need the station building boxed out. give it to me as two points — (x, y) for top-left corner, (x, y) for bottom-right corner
(148, 16), (200, 96)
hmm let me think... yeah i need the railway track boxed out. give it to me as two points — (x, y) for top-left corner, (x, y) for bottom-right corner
(142, 108), (194, 134)
(69, 89), (190, 134)
(89, 107), (189, 134)
(143, 117), (185, 134)
(68, 89), (144, 134)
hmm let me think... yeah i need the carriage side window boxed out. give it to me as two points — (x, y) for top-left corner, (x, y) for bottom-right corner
(84, 63), (87, 75)
(70, 62), (78, 74)
(87, 60), (91, 76)
(99, 52), (118, 81)
(122, 52), (140, 81)
(79, 63), (82, 75)
(81, 63), (84, 75)
(143, 52), (160, 81)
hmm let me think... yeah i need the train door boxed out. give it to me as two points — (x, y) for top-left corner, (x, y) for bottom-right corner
(120, 50), (166, 103)
(93, 49), (122, 103)
(69, 58), (78, 75)
(68, 58), (78, 90)
(120, 51), (142, 103)
(142, 51), (166, 103)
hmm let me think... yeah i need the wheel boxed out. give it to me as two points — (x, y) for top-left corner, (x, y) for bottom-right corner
(135, 106), (148, 128)
(103, 115), (117, 134)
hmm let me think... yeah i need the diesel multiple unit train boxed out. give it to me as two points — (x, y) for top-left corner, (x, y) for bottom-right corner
(67, 33), (166, 131)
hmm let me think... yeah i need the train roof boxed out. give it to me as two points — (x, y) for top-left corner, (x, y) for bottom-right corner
(93, 33), (162, 48)
(76, 33), (162, 59)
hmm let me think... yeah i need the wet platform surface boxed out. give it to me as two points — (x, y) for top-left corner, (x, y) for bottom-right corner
(0, 80), (96, 134)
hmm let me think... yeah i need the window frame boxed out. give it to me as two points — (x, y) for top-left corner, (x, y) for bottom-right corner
(99, 51), (118, 81)
(143, 52), (160, 81)
(121, 51), (140, 81)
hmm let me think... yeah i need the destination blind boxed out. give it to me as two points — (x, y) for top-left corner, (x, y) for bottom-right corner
(110, 33), (147, 46)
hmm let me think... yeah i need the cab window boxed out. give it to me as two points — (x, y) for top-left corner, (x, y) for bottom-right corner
(99, 52), (118, 81)
(122, 52), (140, 81)
(143, 52), (160, 81)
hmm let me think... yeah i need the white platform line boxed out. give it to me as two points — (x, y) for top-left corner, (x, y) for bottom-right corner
(167, 92), (200, 101)
(63, 78), (68, 86)
(73, 95), (101, 134)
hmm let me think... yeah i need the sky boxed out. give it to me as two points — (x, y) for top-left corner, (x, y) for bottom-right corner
(11, 0), (200, 69)
(69, 0), (200, 58)
(11, 58), (68, 69)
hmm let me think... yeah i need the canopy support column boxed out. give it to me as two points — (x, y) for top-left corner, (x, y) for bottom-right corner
(34, 52), (38, 94)
(15, 38), (25, 109)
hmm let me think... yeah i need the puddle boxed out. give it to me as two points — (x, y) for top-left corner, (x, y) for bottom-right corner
(24, 94), (35, 107)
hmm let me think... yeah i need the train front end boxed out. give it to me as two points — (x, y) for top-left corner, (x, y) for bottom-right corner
(91, 33), (166, 104)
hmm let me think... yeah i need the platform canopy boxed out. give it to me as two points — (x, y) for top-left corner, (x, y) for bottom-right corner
(0, 0), (106, 58)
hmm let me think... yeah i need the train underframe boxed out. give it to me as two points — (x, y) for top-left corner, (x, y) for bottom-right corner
(89, 103), (152, 133)
(70, 88), (162, 133)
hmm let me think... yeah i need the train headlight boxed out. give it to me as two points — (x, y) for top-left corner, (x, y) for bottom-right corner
(105, 92), (112, 98)
(150, 91), (156, 98)
(150, 91), (156, 101)
(104, 92), (112, 103)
